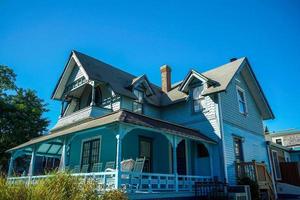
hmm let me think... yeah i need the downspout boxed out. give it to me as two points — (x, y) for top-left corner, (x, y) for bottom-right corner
(266, 141), (278, 199)
(217, 93), (228, 182)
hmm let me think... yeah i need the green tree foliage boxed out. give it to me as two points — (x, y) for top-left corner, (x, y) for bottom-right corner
(0, 65), (49, 173)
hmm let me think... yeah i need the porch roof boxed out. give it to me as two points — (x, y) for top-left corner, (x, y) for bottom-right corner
(7, 110), (216, 152)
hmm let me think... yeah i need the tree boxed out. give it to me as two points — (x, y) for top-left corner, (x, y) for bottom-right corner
(0, 65), (49, 173)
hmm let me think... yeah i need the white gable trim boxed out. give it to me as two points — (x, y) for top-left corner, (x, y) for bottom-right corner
(179, 70), (208, 93)
(52, 52), (90, 100)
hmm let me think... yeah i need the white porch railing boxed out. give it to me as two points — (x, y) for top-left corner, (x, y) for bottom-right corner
(7, 172), (211, 194)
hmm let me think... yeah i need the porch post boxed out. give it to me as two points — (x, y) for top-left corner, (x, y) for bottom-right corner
(115, 134), (122, 189)
(59, 138), (67, 171)
(90, 81), (96, 106)
(28, 146), (37, 180)
(172, 136), (179, 192)
(8, 154), (14, 177)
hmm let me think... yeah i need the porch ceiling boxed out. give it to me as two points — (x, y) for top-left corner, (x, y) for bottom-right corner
(7, 110), (216, 152)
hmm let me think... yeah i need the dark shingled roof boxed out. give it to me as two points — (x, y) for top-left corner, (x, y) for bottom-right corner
(7, 110), (215, 152)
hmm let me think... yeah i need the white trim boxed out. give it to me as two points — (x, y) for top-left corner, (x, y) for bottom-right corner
(79, 135), (102, 168)
(271, 150), (282, 180)
(179, 70), (208, 93)
(236, 85), (248, 115)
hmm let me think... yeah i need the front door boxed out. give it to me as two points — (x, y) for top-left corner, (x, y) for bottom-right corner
(177, 140), (187, 175)
(139, 136), (152, 172)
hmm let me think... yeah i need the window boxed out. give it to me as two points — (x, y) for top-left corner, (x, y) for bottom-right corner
(236, 87), (247, 114)
(81, 138), (100, 172)
(133, 89), (144, 114)
(192, 86), (206, 113)
(272, 150), (282, 180)
(94, 86), (102, 106)
(275, 138), (283, 145)
(233, 137), (244, 162)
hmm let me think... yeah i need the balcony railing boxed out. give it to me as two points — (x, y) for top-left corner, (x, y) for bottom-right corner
(52, 106), (112, 130)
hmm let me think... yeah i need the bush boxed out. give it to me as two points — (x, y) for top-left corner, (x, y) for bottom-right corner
(238, 176), (259, 200)
(0, 173), (127, 200)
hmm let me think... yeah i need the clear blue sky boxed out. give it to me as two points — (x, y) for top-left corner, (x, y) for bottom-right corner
(0, 0), (299, 131)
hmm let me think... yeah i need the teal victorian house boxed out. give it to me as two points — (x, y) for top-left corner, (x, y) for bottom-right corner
(7, 51), (275, 199)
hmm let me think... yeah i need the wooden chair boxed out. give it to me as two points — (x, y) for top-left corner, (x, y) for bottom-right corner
(133, 157), (145, 173)
(91, 163), (103, 173)
(123, 157), (145, 191)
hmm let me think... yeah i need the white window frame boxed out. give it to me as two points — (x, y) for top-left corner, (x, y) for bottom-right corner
(236, 86), (248, 115)
(271, 150), (282, 180)
(192, 86), (206, 113)
(272, 137), (284, 146)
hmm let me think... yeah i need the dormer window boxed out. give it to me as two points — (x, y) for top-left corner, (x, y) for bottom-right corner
(192, 86), (206, 113)
(95, 86), (102, 106)
(236, 86), (247, 114)
(133, 89), (144, 114)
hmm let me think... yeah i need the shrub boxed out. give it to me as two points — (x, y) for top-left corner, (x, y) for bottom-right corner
(0, 173), (128, 200)
(100, 190), (128, 200)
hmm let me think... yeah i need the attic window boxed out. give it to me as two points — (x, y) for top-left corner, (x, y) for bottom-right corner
(192, 86), (206, 113)
(236, 86), (247, 115)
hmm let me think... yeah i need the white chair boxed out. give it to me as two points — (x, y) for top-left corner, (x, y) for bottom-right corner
(81, 164), (89, 173)
(122, 157), (145, 191)
(91, 163), (103, 172)
(104, 161), (115, 172)
(73, 165), (80, 173)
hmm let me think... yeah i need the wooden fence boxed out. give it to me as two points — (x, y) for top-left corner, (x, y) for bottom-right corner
(280, 162), (300, 186)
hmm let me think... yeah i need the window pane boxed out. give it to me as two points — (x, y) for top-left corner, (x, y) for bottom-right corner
(238, 90), (245, 101)
(239, 101), (246, 113)
(194, 99), (201, 112)
(133, 102), (142, 114)
(193, 86), (202, 100)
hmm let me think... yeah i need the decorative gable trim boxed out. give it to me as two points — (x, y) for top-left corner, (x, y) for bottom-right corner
(179, 70), (212, 93)
(52, 51), (90, 100)
(129, 75), (155, 96)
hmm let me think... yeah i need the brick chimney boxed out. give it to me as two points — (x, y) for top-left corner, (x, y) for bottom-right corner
(160, 65), (172, 92)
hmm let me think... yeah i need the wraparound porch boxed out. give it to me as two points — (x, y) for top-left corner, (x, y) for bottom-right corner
(7, 110), (217, 197)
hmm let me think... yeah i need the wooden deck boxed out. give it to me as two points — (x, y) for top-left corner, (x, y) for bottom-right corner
(236, 160), (275, 200)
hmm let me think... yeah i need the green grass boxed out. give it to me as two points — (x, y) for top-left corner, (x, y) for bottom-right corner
(0, 173), (127, 200)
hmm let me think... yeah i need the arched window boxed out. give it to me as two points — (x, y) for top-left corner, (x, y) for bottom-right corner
(95, 86), (102, 106)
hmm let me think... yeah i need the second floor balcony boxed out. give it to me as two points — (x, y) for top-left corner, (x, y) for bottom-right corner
(52, 105), (112, 130)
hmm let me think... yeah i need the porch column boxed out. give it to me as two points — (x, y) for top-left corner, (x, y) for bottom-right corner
(8, 154), (14, 177)
(59, 138), (67, 171)
(90, 81), (96, 106)
(172, 136), (179, 192)
(28, 146), (37, 178)
(115, 134), (122, 189)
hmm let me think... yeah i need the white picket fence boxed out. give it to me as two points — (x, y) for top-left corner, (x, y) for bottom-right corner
(7, 172), (211, 194)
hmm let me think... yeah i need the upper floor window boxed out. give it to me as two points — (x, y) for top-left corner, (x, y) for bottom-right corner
(192, 86), (206, 113)
(133, 89), (144, 114)
(275, 138), (283, 145)
(95, 86), (102, 106)
(236, 86), (247, 114)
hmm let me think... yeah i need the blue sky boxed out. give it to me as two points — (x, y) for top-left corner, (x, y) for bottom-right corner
(0, 0), (299, 131)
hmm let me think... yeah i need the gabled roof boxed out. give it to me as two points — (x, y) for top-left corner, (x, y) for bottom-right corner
(52, 51), (274, 119)
(7, 109), (215, 152)
(130, 74), (155, 96)
(201, 57), (246, 95)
